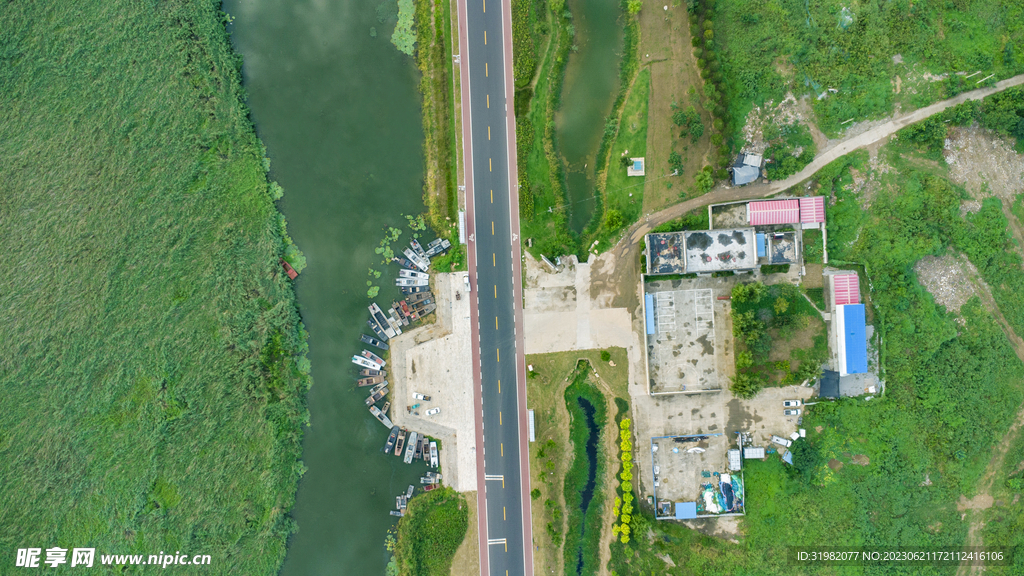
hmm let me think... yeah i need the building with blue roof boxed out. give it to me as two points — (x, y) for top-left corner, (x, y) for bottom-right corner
(835, 304), (867, 376)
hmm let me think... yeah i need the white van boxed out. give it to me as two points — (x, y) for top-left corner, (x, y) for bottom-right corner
(771, 435), (792, 448)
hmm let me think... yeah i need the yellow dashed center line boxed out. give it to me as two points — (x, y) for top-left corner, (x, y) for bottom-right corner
(485, 63), (488, 77)
(498, 379), (501, 393)
(484, 31), (487, 44)
(494, 285), (497, 298)
(487, 94), (489, 108)
(488, 126), (491, 140)
(499, 411), (502, 425)
(492, 253), (496, 266)
(497, 349), (500, 362)
(495, 316), (498, 329)
(491, 221), (495, 235)
(503, 506), (506, 520)
(489, 158), (492, 172)
(500, 443), (503, 457)
(490, 189), (493, 203)
(483, 0), (485, 12)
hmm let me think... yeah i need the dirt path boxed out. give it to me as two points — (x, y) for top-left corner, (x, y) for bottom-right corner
(616, 73), (1024, 251)
(954, 259), (1024, 576)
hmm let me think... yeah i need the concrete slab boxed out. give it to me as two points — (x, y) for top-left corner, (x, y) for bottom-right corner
(524, 253), (632, 354)
(645, 286), (720, 394)
(389, 273), (477, 492)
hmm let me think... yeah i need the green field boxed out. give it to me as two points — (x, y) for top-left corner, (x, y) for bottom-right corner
(707, 0), (1024, 138)
(0, 1), (309, 573)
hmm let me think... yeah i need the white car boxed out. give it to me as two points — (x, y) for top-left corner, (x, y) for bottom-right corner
(771, 435), (792, 448)
(425, 407), (441, 416)
(412, 393), (431, 401)
(464, 274), (471, 292)
(783, 400), (801, 407)
(784, 408), (801, 416)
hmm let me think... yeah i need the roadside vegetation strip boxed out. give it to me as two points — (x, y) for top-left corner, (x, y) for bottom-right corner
(415, 0), (461, 241)
(561, 362), (607, 576)
(0, 1), (309, 573)
(392, 487), (469, 576)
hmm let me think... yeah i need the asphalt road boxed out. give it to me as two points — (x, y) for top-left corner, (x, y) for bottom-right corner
(457, 0), (533, 574)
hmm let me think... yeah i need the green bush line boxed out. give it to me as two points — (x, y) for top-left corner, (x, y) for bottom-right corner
(415, 0), (458, 234)
(561, 362), (608, 576)
(0, 1), (311, 573)
(393, 487), (469, 576)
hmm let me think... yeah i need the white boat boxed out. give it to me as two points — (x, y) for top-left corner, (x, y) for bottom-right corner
(398, 269), (429, 280)
(369, 405), (393, 428)
(404, 432), (418, 464)
(410, 239), (428, 259)
(403, 247), (429, 271)
(369, 303), (397, 338)
(352, 355), (382, 370)
(429, 441), (439, 468)
(395, 277), (429, 287)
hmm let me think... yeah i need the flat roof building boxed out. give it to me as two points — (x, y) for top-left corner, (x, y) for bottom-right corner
(646, 229), (757, 275)
(835, 304), (868, 376)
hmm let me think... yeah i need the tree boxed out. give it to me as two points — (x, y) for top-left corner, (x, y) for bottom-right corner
(695, 166), (713, 192)
(600, 350), (611, 362)
(669, 151), (684, 174)
(604, 209), (624, 230)
(627, 0), (642, 16)
(774, 297), (789, 315)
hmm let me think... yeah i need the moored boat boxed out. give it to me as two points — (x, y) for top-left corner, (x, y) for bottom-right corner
(405, 291), (432, 304)
(381, 400), (390, 414)
(369, 303), (397, 338)
(400, 285), (430, 294)
(394, 428), (407, 456)
(357, 375), (384, 387)
(361, 349), (386, 367)
(367, 320), (390, 342)
(359, 368), (385, 377)
(410, 239), (428, 259)
(424, 237), (451, 257)
(413, 436), (424, 460)
(365, 386), (388, 406)
(369, 405), (393, 428)
(383, 426), (400, 454)
(360, 333), (390, 350)
(395, 277), (429, 287)
(403, 247), (429, 271)
(403, 432), (418, 464)
(424, 483), (439, 492)
(352, 355), (382, 371)
(393, 256), (418, 269)
(398, 268), (429, 280)
(389, 510), (404, 517)
(429, 441), (438, 468)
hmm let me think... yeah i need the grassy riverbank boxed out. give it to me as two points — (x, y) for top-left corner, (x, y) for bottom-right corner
(0, 1), (310, 573)
(391, 487), (469, 576)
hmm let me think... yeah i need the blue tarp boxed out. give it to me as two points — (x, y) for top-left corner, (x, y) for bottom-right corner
(844, 304), (868, 374)
(675, 501), (697, 520)
(756, 233), (766, 258)
(645, 294), (655, 335)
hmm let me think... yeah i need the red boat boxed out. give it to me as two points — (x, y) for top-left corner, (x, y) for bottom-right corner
(424, 483), (439, 492)
(280, 259), (298, 279)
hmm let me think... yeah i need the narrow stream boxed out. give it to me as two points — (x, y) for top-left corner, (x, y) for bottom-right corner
(555, 0), (624, 233)
(575, 397), (599, 575)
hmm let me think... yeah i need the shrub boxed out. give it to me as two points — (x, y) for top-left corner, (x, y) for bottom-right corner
(600, 350), (612, 362)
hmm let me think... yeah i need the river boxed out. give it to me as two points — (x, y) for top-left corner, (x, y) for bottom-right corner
(224, 0), (430, 574)
(555, 0), (624, 233)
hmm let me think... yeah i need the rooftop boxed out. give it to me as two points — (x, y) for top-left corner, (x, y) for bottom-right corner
(683, 229), (757, 273)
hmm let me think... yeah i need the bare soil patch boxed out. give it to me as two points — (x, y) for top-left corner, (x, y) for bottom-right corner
(913, 253), (978, 315)
(638, 4), (713, 213)
(944, 125), (1024, 202)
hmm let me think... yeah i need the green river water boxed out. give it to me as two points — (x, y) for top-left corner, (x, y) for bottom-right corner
(225, 0), (431, 573)
(556, 0), (624, 233)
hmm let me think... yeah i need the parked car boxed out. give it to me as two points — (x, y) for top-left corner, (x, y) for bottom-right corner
(425, 407), (441, 416)
(784, 408), (801, 416)
(771, 435), (792, 448)
(412, 393), (431, 401)
(464, 274), (471, 292)
(783, 399), (801, 407)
